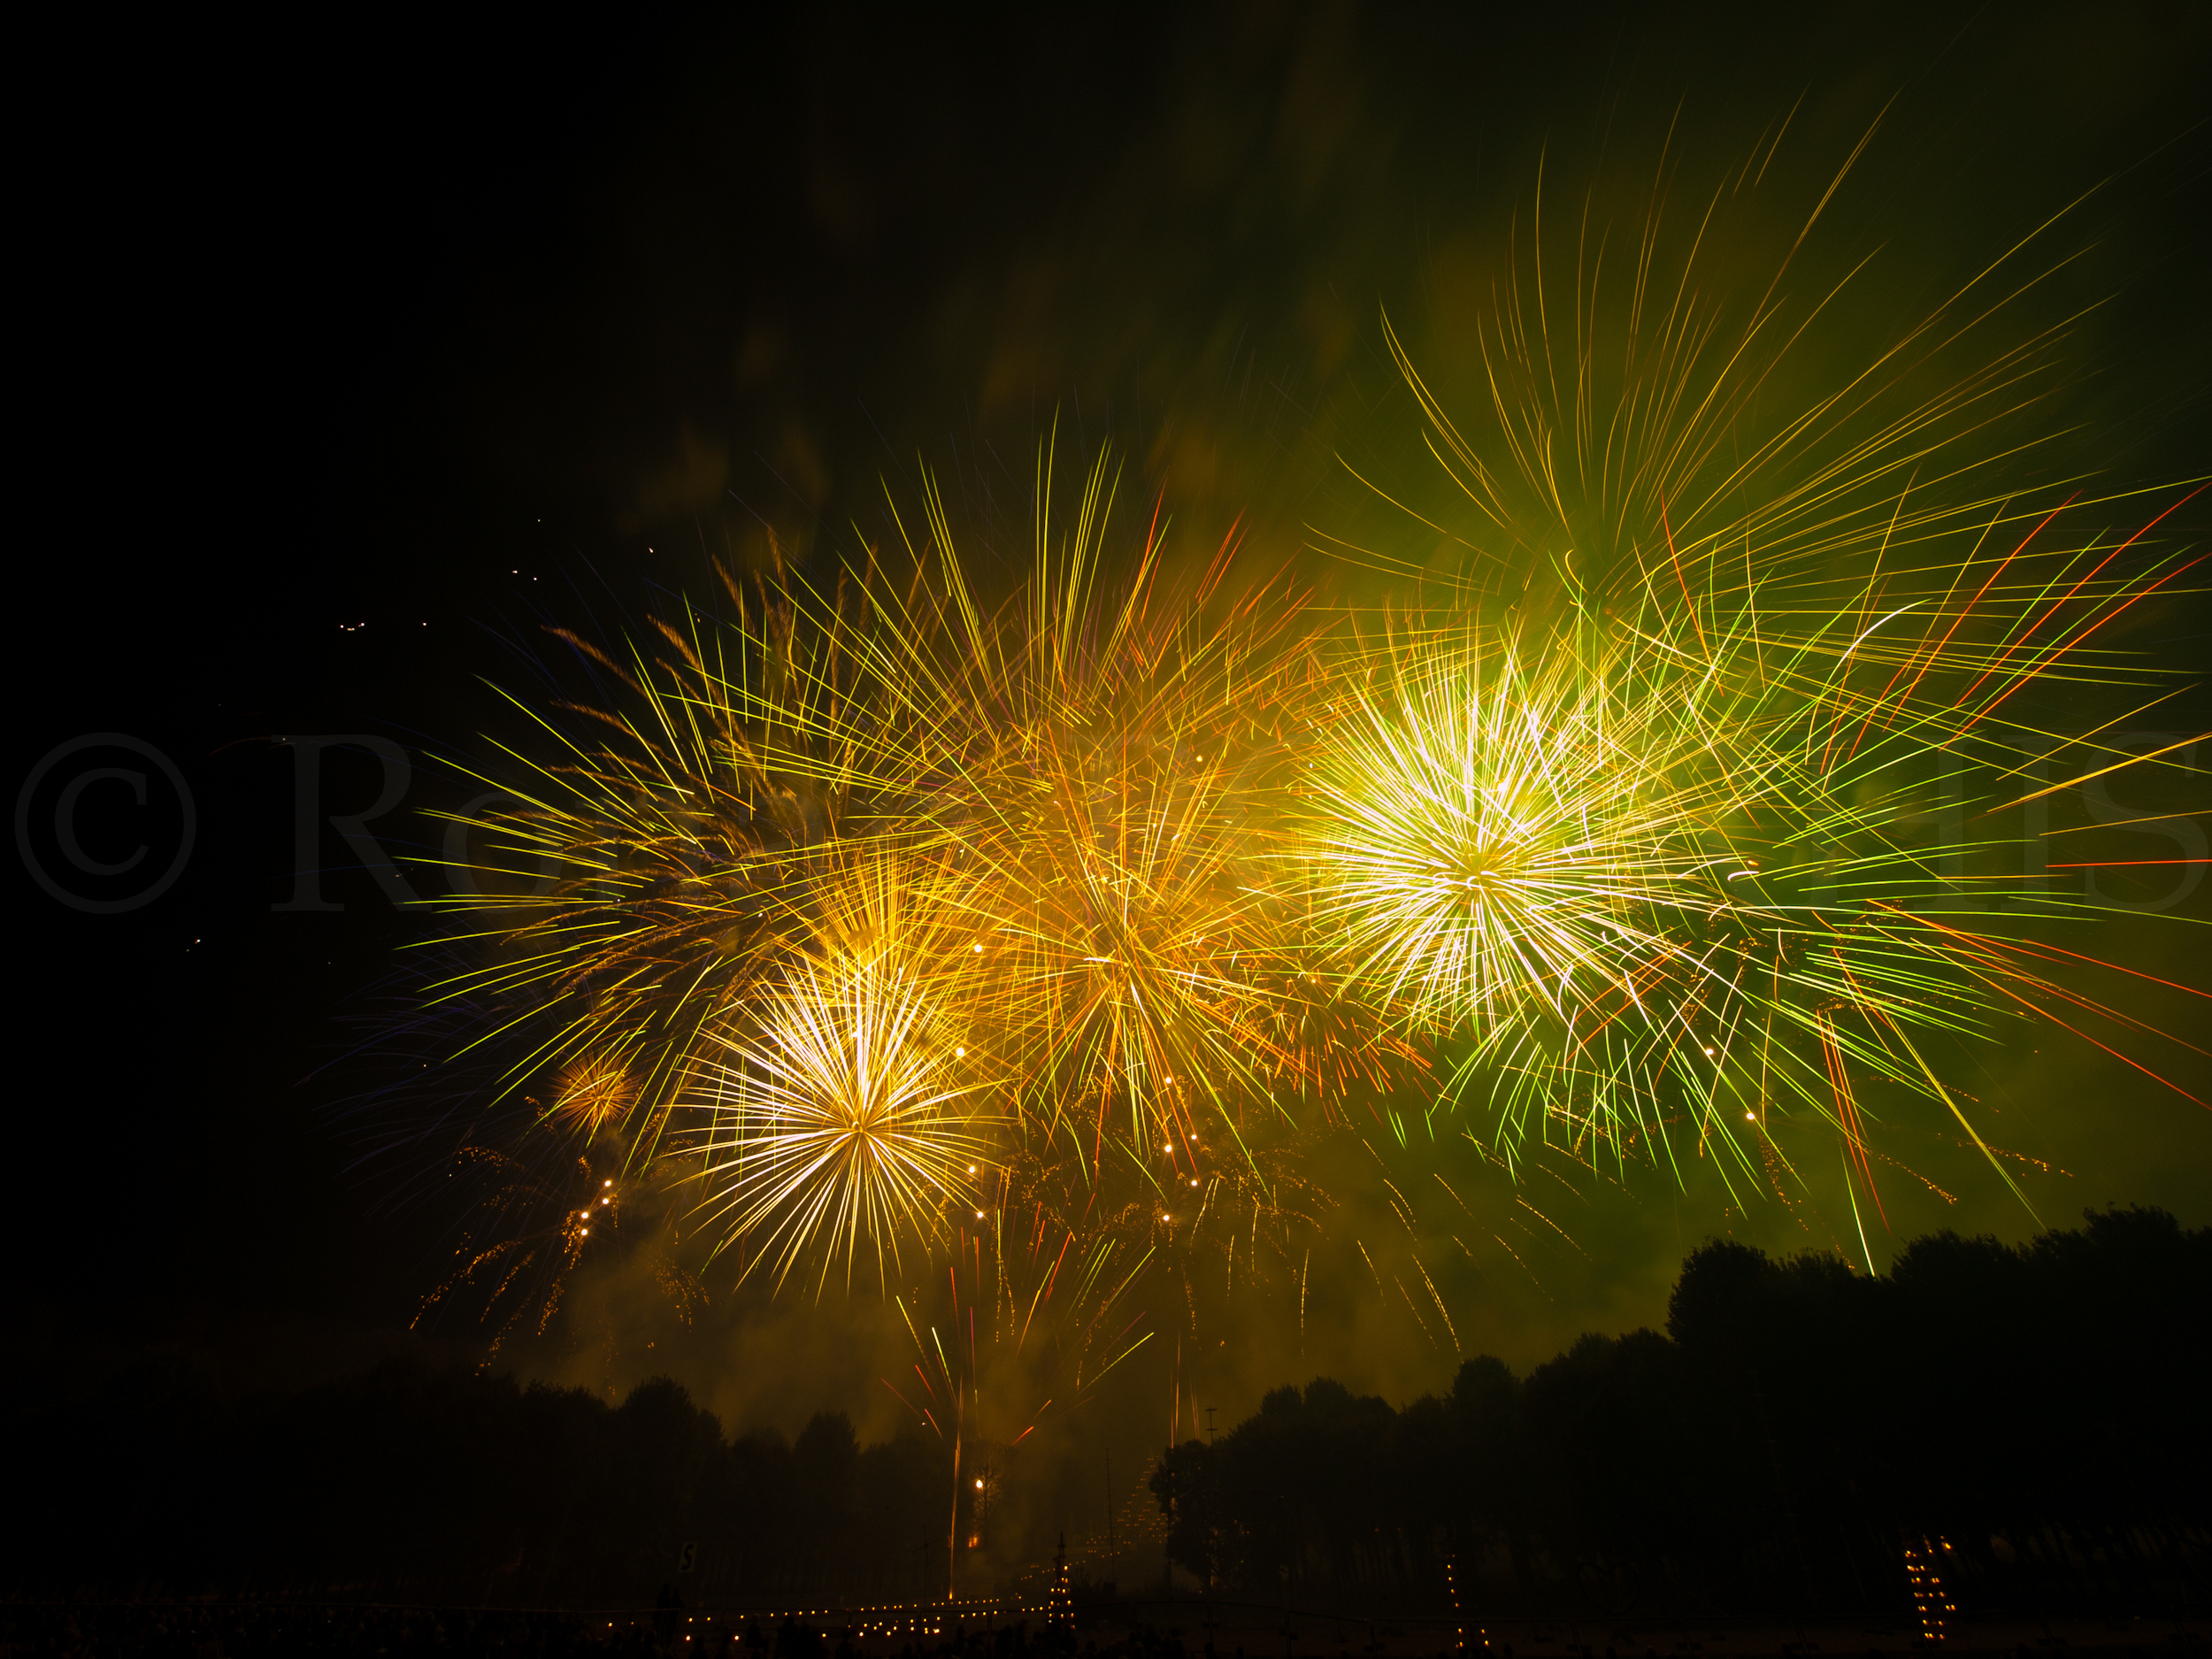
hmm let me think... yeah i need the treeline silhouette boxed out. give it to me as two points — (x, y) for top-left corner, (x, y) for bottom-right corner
(14, 1359), (960, 1605)
(1150, 1207), (2209, 1621)
(12, 1208), (2206, 1618)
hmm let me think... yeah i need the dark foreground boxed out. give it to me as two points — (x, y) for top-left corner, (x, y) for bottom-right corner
(0, 1606), (2202, 1659)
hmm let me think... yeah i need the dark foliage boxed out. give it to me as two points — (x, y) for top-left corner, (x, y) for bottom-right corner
(10, 1208), (2203, 1618)
(13, 1362), (951, 1605)
(1149, 1209), (2211, 1619)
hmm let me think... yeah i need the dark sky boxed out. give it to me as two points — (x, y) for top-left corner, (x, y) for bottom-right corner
(14, 3), (2211, 1452)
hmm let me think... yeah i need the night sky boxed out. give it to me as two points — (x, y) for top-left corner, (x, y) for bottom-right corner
(15, 3), (2211, 1470)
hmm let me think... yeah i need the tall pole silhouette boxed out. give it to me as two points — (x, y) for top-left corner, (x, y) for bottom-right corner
(948, 1387), (963, 1601)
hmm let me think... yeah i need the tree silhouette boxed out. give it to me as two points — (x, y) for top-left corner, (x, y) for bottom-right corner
(13, 1208), (2203, 1617)
(1141, 1209), (2208, 1619)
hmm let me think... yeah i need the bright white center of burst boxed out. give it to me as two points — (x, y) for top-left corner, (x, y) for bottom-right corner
(1309, 643), (1713, 1033)
(696, 956), (990, 1293)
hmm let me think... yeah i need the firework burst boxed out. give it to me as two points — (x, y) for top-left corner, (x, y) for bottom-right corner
(419, 438), (1333, 1301)
(1304, 617), (1739, 1041)
(1303, 121), (2208, 1266)
(692, 856), (998, 1294)
(401, 119), (2204, 1357)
